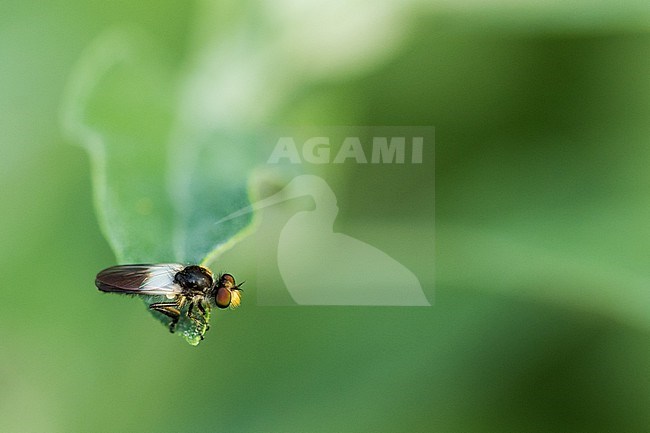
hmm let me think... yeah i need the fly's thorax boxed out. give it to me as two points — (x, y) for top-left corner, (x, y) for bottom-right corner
(174, 265), (214, 292)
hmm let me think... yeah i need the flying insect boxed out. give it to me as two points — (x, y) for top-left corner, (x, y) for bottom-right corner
(95, 264), (242, 338)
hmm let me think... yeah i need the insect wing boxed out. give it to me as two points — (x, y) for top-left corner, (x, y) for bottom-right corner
(95, 264), (185, 296)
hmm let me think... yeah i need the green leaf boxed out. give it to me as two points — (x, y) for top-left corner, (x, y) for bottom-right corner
(61, 29), (256, 345)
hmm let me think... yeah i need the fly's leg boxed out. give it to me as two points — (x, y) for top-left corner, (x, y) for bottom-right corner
(185, 300), (211, 339)
(197, 300), (211, 332)
(149, 302), (181, 333)
(186, 301), (206, 328)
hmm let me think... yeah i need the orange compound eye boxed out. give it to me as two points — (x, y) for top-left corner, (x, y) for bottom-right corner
(219, 274), (236, 290)
(215, 287), (231, 309)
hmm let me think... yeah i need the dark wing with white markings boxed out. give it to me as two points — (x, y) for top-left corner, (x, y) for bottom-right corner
(95, 264), (185, 296)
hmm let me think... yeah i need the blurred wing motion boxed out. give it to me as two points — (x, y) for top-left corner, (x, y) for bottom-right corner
(95, 264), (185, 296)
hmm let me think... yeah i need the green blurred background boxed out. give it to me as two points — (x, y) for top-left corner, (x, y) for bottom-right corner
(3, 1), (650, 432)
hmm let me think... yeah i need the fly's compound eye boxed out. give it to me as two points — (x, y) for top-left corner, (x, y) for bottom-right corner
(219, 273), (236, 290)
(215, 286), (232, 309)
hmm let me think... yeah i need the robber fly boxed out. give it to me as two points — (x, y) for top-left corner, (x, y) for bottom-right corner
(95, 264), (242, 336)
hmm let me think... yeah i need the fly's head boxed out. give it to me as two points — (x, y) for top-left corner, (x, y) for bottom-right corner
(215, 273), (244, 309)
